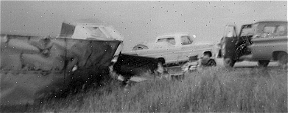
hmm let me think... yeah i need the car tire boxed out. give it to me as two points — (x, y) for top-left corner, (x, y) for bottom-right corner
(258, 60), (270, 67)
(277, 52), (287, 68)
(223, 58), (236, 67)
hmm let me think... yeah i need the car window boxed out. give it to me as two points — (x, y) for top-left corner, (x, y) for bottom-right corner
(157, 37), (176, 45)
(260, 26), (277, 38)
(181, 36), (193, 45)
(240, 24), (256, 37)
(263, 26), (276, 34)
(275, 25), (287, 36)
(89, 27), (106, 38)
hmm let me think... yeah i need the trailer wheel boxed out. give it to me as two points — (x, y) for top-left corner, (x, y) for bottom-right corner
(258, 60), (270, 67)
(223, 58), (235, 67)
(277, 52), (287, 68)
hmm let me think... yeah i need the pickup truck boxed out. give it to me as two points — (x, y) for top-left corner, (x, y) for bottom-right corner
(218, 21), (287, 67)
(127, 33), (215, 65)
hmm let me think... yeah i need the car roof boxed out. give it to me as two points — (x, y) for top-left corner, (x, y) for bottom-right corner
(156, 32), (190, 38)
(255, 21), (287, 25)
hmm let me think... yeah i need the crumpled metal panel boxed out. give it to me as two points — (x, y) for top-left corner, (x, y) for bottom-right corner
(113, 54), (164, 78)
(0, 35), (121, 105)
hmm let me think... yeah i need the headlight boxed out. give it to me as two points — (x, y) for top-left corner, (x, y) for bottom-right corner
(1, 35), (8, 43)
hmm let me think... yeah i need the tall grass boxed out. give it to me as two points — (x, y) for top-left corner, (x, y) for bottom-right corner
(36, 67), (287, 112)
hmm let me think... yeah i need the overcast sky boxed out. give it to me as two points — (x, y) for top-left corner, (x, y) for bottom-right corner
(1, 1), (287, 51)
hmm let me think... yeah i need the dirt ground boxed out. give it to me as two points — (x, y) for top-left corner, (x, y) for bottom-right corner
(165, 58), (280, 74)
(215, 58), (279, 68)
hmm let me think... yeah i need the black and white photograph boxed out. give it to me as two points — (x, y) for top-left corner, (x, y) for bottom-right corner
(0, 0), (287, 112)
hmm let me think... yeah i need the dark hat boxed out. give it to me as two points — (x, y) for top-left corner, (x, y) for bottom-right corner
(203, 51), (212, 57)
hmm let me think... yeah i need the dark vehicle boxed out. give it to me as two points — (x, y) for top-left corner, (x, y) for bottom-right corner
(112, 53), (165, 83)
(218, 21), (287, 67)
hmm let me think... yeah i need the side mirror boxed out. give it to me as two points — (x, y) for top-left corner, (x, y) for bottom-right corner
(192, 35), (196, 38)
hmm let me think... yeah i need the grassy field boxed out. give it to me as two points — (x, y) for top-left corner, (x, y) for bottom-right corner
(28, 67), (287, 112)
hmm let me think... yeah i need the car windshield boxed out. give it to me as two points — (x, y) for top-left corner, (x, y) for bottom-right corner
(181, 36), (193, 45)
(240, 24), (257, 37)
(157, 37), (176, 45)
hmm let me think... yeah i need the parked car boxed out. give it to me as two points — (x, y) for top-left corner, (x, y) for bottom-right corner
(127, 33), (215, 65)
(218, 21), (287, 67)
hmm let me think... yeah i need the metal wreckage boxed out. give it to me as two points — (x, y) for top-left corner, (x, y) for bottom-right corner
(0, 21), (184, 106)
(0, 21), (129, 105)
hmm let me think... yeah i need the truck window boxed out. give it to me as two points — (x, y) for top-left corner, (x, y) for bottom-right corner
(240, 24), (256, 37)
(157, 37), (176, 45)
(263, 26), (276, 36)
(275, 25), (287, 36)
(89, 27), (106, 38)
(72, 26), (106, 39)
(181, 36), (193, 45)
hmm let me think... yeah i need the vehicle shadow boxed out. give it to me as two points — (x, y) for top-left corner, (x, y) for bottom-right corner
(234, 65), (279, 69)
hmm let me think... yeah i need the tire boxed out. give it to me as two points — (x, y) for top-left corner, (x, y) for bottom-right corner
(277, 52), (287, 68)
(223, 58), (236, 67)
(258, 60), (270, 67)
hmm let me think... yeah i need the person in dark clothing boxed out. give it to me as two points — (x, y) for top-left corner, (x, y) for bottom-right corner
(199, 52), (217, 67)
(182, 52), (216, 73)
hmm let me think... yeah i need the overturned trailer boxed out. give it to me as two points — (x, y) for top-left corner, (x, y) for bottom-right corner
(0, 21), (123, 105)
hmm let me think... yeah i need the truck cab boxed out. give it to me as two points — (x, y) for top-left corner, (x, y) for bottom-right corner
(153, 33), (194, 49)
(59, 22), (124, 63)
(219, 21), (287, 67)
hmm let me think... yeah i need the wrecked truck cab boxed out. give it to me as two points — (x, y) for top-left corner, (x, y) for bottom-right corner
(0, 21), (123, 106)
(59, 21), (124, 65)
(59, 22), (124, 41)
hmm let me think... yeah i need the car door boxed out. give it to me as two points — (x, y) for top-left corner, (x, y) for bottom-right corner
(178, 35), (198, 62)
(222, 25), (238, 59)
